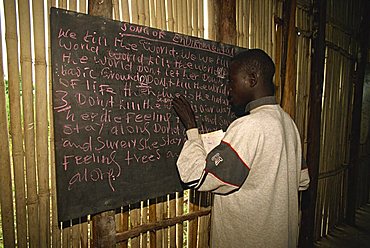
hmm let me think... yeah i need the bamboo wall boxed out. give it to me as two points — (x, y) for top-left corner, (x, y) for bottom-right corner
(313, 0), (367, 241)
(0, 0), (369, 247)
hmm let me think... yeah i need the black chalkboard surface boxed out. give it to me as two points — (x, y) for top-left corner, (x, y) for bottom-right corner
(51, 7), (243, 222)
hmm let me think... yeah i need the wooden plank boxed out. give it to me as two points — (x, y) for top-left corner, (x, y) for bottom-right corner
(88, 1), (116, 247)
(176, 191), (184, 248)
(116, 206), (129, 248)
(116, 208), (211, 242)
(298, 0), (327, 246)
(218, 0), (236, 45)
(91, 211), (116, 247)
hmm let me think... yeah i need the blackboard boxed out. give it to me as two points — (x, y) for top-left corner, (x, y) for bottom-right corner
(51, 7), (242, 222)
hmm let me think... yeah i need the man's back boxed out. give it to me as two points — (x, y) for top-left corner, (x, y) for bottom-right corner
(210, 104), (302, 248)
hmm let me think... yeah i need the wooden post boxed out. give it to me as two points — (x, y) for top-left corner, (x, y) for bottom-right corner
(217, 0), (236, 45)
(346, 0), (370, 225)
(281, 0), (297, 118)
(88, 1), (116, 247)
(298, 0), (327, 247)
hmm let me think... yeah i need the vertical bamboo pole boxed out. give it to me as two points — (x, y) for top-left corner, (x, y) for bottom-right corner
(177, 0), (183, 33)
(132, 0), (139, 23)
(113, 0), (120, 20)
(155, 0), (161, 28)
(237, 0), (242, 46)
(18, 0), (39, 246)
(176, 192), (184, 248)
(141, 201), (148, 248)
(138, 0), (146, 25)
(242, 0), (249, 48)
(155, 197), (164, 247)
(122, 0), (130, 22)
(0, 18), (16, 248)
(60, 0), (67, 8)
(173, 0), (178, 32)
(144, 0), (150, 26)
(192, 0), (198, 36)
(182, 0), (188, 34)
(69, 0), (77, 10)
(80, 0), (87, 13)
(116, 206), (129, 248)
(48, 0), (62, 246)
(160, 0), (166, 29)
(256, 0), (261, 48)
(163, 197), (168, 248)
(188, 190), (198, 248)
(267, 0), (272, 55)
(62, 222), (72, 247)
(32, 0), (50, 246)
(168, 0), (175, 31)
(4, 1), (28, 247)
(130, 203), (141, 248)
(72, 220), (81, 247)
(186, 0), (192, 35)
(198, 0), (204, 38)
(149, 199), (157, 247)
(67, 2), (82, 246)
(169, 194), (176, 247)
(149, 0), (155, 27)
(250, 0), (256, 47)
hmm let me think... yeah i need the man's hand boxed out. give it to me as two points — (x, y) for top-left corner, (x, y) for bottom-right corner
(172, 95), (197, 130)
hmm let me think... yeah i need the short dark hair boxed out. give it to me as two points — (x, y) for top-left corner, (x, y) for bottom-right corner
(231, 49), (275, 91)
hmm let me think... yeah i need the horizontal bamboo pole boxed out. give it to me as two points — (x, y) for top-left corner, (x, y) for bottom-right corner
(116, 208), (211, 243)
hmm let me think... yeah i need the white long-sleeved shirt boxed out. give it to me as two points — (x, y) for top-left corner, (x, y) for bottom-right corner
(177, 97), (310, 248)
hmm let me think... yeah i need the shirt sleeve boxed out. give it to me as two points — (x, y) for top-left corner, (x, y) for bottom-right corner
(177, 125), (251, 194)
(299, 168), (310, 191)
(176, 128), (208, 188)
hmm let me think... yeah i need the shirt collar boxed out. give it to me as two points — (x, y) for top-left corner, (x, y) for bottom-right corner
(245, 96), (277, 113)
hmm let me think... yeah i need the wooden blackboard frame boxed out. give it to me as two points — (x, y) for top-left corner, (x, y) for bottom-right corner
(51, 7), (243, 223)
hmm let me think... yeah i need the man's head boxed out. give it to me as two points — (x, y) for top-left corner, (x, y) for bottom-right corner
(228, 49), (275, 109)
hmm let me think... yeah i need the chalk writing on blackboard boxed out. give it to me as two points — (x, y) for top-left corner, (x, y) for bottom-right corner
(51, 7), (243, 223)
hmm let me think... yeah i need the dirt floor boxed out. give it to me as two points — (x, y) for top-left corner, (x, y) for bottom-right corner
(315, 203), (370, 248)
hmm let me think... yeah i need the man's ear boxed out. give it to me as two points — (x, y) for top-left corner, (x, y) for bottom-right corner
(248, 72), (258, 87)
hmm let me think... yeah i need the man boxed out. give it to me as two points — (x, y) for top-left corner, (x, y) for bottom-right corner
(172, 49), (310, 248)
